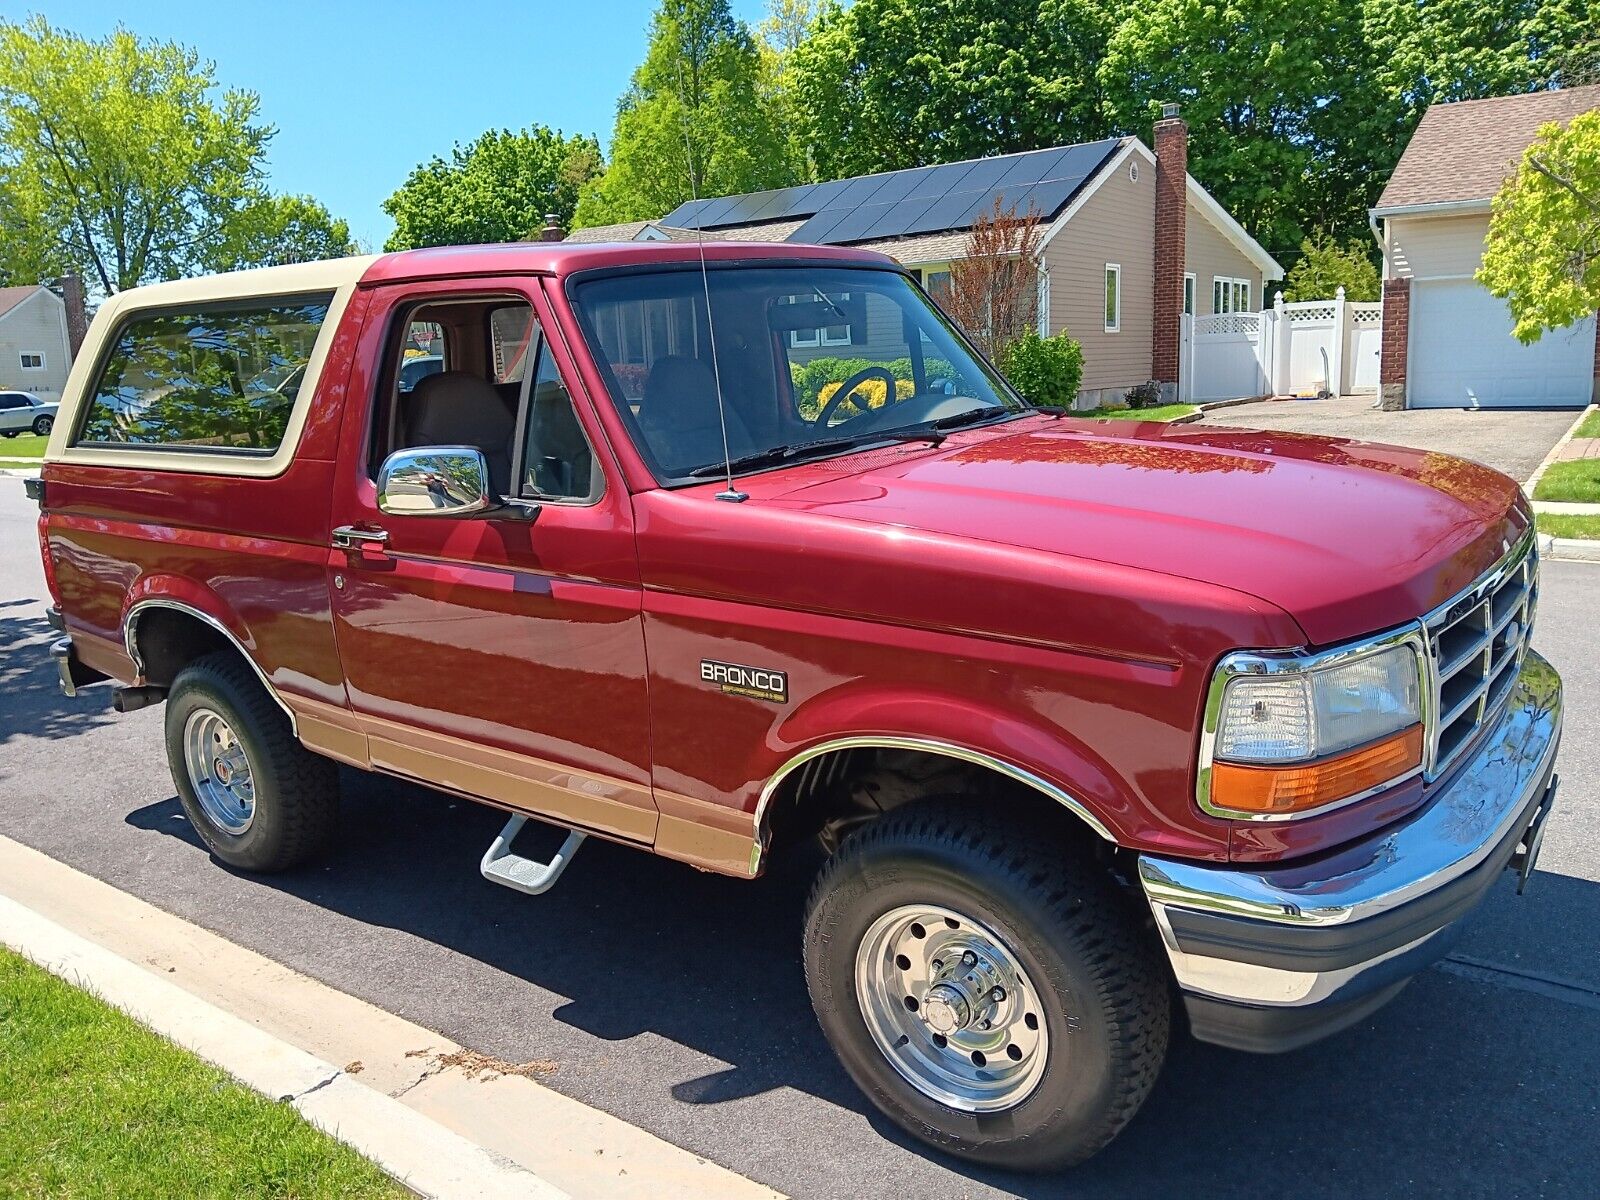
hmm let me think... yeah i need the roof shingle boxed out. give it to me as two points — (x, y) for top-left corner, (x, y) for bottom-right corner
(1376, 85), (1600, 213)
(0, 285), (43, 321)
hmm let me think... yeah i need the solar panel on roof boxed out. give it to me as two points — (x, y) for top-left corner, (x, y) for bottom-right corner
(681, 196), (740, 228)
(906, 160), (976, 201)
(745, 183), (816, 223)
(861, 166), (930, 208)
(789, 207), (854, 244)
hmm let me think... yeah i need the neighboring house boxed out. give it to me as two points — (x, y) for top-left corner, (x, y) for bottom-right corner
(567, 111), (1282, 407)
(1373, 84), (1600, 410)
(0, 284), (75, 402)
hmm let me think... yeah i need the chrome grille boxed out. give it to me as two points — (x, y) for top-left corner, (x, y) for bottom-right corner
(1422, 532), (1538, 779)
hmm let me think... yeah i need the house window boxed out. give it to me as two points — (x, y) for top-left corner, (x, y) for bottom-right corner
(1104, 264), (1121, 333)
(1212, 276), (1252, 314)
(19, 352), (44, 371)
(789, 291), (853, 348)
(1183, 273), (1196, 317)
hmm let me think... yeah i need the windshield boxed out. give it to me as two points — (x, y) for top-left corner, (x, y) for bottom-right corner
(570, 265), (1027, 484)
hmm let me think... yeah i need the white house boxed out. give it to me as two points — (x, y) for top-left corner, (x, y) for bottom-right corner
(0, 284), (75, 401)
(1372, 84), (1600, 410)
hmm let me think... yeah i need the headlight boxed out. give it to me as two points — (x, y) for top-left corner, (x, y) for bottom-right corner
(1202, 641), (1425, 819)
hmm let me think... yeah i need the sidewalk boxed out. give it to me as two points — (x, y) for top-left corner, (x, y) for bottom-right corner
(0, 835), (782, 1200)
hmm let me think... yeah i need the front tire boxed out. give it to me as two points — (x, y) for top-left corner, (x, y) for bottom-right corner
(804, 800), (1169, 1170)
(164, 651), (339, 872)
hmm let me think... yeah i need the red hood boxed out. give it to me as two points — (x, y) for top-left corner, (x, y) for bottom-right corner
(745, 415), (1529, 647)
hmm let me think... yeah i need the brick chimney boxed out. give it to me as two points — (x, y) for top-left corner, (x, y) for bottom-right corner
(538, 213), (565, 243)
(53, 274), (89, 360)
(1151, 104), (1187, 405)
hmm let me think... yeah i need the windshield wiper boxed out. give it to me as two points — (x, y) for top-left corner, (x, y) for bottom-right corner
(686, 428), (947, 479)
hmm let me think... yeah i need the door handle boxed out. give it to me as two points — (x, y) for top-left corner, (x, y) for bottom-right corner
(331, 525), (390, 557)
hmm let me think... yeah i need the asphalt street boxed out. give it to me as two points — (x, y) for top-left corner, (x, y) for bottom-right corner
(1, 480), (1597, 1200)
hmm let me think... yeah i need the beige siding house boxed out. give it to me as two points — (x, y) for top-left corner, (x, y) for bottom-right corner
(569, 115), (1280, 407)
(1373, 85), (1600, 410)
(0, 286), (74, 401)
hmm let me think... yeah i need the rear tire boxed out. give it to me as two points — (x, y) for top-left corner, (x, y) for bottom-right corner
(803, 799), (1169, 1171)
(32, 415), (52, 436)
(164, 651), (339, 872)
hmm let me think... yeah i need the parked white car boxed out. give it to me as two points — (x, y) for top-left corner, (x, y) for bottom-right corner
(0, 390), (57, 437)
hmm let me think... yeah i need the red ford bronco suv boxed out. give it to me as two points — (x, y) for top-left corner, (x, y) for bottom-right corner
(34, 242), (1561, 1170)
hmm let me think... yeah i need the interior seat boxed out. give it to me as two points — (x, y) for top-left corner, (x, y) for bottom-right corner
(636, 356), (754, 474)
(401, 370), (515, 497)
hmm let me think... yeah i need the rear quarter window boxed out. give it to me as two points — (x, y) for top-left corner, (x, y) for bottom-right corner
(76, 295), (333, 453)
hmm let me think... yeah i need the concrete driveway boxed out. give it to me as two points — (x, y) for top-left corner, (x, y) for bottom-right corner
(1200, 396), (1578, 484)
(3, 483), (1599, 1199)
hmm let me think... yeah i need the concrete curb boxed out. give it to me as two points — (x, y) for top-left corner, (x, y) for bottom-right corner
(1538, 533), (1600, 562)
(1524, 403), (1597, 493)
(0, 891), (563, 1200)
(0, 837), (782, 1200)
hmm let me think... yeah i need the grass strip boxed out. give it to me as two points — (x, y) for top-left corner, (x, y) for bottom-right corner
(1532, 460), (1600, 504)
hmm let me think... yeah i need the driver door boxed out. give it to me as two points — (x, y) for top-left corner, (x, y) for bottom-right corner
(326, 276), (656, 843)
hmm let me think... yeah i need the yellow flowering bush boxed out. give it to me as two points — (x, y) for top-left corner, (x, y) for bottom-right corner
(817, 377), (916, 412)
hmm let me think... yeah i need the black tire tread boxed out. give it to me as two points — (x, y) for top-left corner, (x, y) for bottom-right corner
(805, 797), (1169, 1168)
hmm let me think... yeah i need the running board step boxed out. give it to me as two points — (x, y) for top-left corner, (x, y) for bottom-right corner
(479, 814), (586, 896)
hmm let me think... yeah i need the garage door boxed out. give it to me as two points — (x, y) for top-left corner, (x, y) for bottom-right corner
(1409, 280), (1594, 408)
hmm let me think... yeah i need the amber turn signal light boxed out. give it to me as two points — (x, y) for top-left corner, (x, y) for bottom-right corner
(1209, 725), (1424, 817)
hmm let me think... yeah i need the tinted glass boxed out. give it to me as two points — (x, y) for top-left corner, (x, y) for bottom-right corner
(79, 296), (332, 452)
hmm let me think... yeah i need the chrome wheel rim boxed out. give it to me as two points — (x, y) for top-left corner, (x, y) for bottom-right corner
(182, 707), (255, 835)
(855, 903), (1049, 1112)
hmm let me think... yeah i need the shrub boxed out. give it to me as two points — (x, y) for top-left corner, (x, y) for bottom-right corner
(818, 377), (916, 413)
(1124, 379), (1163, 409)
(791, 355), (962, 418)
(998, 331), (1083, 408)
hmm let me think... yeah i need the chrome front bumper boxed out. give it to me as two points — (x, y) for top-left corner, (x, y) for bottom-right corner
(1140, 649), (1562, 1052)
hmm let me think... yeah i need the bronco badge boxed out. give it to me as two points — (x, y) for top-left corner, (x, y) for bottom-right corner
(700, 659), (788, 704)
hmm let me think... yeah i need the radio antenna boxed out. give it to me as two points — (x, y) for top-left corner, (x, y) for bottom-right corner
(675, 61), (745, 502)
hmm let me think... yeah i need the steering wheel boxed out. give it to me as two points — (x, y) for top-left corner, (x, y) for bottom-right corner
(818, 366), (899, 427)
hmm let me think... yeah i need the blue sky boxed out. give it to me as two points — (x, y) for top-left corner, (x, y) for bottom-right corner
(2, 1), (769, 250)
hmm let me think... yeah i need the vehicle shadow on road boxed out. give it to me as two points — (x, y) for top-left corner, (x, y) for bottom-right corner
(0, 602), (119, 746)
(123, 766), (1600, 1199)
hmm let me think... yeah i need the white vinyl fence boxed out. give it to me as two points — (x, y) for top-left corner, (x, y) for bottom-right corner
(1181, 288), (1382, 403)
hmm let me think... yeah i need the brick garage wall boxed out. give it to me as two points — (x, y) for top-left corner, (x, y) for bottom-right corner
(1380, 278), (1411, 410)
(1152, 114), (1187, 402)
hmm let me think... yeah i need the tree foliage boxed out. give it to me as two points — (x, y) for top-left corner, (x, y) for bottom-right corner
(793, 0), (1122, 180)
(383, 127), (601, 250)
(0, 18), (355, 293)
(1281, 232), (1380, 302)
(1479, 111), (1600, 343)
(574, 0), (799, 227)
(777, 0), (1599, 264)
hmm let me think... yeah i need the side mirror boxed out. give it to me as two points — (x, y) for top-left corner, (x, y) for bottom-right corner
(377, 446), (495, 517)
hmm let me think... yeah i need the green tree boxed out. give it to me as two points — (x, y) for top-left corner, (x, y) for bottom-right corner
(1281, 232), (1380, 301)
(757, 0), (824, 184)
(792, 0), (1122, 180)
(1479, 110), (1600, 343)
(382, 127), (602, 250)
(206, 194), (358, 272)
(574, 0), (803, 227)
(0, 17), (354, 292)
(1100, 0), (1361, 261)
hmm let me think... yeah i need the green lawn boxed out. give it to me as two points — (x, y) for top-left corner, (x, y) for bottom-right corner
(1537, 513), (1600, 541)
(0, 433), (48, 458)
(1072, 403), (1199, 422)
(1532, 460), (1600, 503)
(0, 948), (406, 1199)
(1572, 408), (1600, 439)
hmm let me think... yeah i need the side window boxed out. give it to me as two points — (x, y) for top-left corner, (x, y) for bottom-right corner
(0, 394), (22, 410)
(20, 352), (45, 370)
(520, 344), (599, 503)
(398, 319), (446, 394)
(77, 296), (332, 452)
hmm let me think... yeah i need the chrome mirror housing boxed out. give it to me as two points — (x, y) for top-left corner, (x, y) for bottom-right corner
(377, 446), (494, 517)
